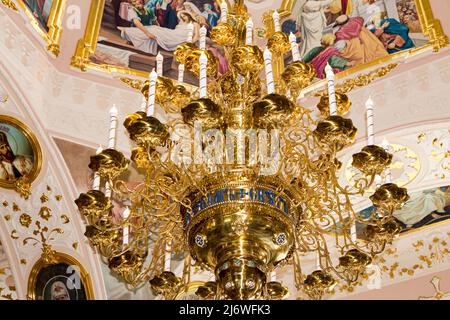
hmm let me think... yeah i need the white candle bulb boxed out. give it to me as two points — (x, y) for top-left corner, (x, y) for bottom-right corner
(122, 207), (130, 245)
(264, 48), (275, 94)
(105, 181), (112, 198)
(108, 105), (118, 149)
(156, 52), (163, 76)
(366, 97), (375, 145)
(325, 63), (337, 116)
(92, 146), (103, 190)
(272, 10), (281, 32)
(147, 69), (158, 116)
(199, 52), (208, 98)
(245, 18), (253, 45)
(220, 0), (227, 23)
(270, 271), (277, 282)
(140, 96), (147, 112)
(350, 222), (357, 242)
(178, 63), (185, 84)
(186, 22), (194, 42)
(375, 175), (382, 188)
(164, 241), (172, 271)
(199, 26), (207, 50)
(289, 32), (301, 62)
(382, 138), (392, 183)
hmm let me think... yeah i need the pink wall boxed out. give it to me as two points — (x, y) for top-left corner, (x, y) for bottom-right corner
(342, 269), (450, 300)
(430, 0), (450, 38)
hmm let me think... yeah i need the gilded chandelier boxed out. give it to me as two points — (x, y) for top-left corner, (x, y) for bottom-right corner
(75, 2), (409, 300)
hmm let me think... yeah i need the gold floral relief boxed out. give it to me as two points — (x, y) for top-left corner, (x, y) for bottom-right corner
(2, 0), (68, 56)
(264, 0), (448, 92)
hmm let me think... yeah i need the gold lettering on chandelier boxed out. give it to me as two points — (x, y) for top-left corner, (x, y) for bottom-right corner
(186, 187), (290, 226)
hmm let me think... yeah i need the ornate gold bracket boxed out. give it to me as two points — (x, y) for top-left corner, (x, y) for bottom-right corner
(313, 63), (400, 97)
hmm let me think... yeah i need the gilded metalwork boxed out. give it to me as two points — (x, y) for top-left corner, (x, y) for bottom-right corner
(352, 145), (393, 176)
(75, 2), (412, 301)
(313, 63), (400, 97)
(281, 61), (316, 98)
(316, 92), (351, 117)
(303, 270), (336, 300)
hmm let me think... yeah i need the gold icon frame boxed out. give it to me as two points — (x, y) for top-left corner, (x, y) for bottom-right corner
(1, 0), (67, 56)
(0, 115), (42, 191)
(27, 252), (95, 300)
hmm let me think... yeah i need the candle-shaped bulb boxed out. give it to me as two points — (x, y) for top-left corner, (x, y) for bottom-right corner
(375, 175), (382, 188)
(140, 96), (147, 112)
(264, 47), (275, 94)
(122, 207), (130, 245)
(199, 52), (208, 98)
(220, 0), (227, 23)
(178, 63), (185, 84)
(147, 69), (158, 116)
(108, 105), (118, 149)
(156, 52), (163, 76)
(289, 32), (301, 62)
(92, 146), (103, 190)
(270, 271), (277, 282)
(164, 241), (172, 271)
(325, 63), (337, 116)
(382, 137), (389, 150)
(381, 138), (392, 183)
(199, 26), (207, 50)
(365, 96), (375, 145)
(186, 22), (194, 42)
(245, 18), (253, 45)
(272, 10), (281, 32)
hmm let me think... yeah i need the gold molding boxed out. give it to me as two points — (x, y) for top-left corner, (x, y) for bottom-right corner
(265, 0), (448, 92)
(27, 252), (95, 300)
(8, 0), (67, 57)
(313, 63), (399, 96)
(0, 115), (43, 196)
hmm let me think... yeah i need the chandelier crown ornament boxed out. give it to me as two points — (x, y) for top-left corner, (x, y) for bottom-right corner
(75, 2), (409, 300)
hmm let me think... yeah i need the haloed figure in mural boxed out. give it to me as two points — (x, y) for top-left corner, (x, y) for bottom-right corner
(0, 132), (33, 182)
(50, 281), (70, 300)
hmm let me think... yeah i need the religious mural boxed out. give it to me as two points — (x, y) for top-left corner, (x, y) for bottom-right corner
(283, 0), (425, 79)
(356, 185), (450, 238)
(90, 0), (225, 82)
(23, 0), (54, 31)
